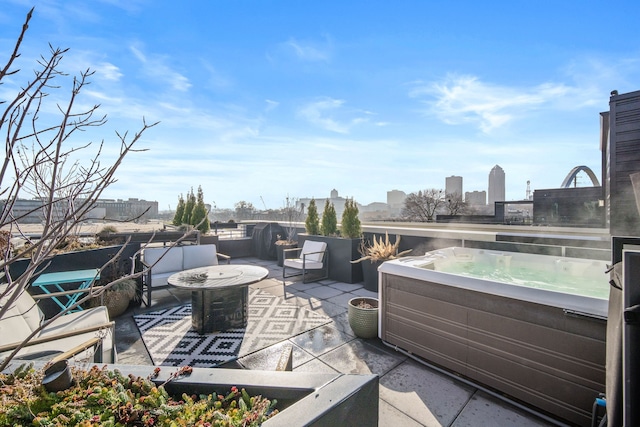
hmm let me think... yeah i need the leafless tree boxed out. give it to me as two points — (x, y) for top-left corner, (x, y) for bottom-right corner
(444, 193), (468, 216)
(0, 8), (169, 370)
(234, 200), (257, 221)
(280, 194), (301, 243)
(401, 188), (445, 222)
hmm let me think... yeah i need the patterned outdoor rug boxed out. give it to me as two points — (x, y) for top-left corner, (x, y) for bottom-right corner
(134, 287), (330, 367)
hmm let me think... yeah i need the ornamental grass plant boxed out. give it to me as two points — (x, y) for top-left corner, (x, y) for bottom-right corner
(352, 232), (412, 264)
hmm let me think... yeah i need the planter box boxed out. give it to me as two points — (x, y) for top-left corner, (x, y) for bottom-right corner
(360, 259), (382, 292)
(3, 362), (379, 426)
(99, 231), (199, 245)
(299, 234), (363, 284)
(276, 243), (297, 267)
(218, 237), (253, 258)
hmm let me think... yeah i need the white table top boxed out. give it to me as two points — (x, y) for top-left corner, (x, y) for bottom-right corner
(167, 264), (268, 290)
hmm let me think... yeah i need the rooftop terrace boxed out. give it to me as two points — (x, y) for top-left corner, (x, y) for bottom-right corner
(115, 254), (566, 427)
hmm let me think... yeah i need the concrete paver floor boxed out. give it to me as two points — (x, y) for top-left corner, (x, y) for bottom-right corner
(114, 256), (566, 427)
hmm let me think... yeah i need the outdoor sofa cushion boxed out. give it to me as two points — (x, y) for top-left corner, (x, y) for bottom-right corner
(142, 244), (222, 288)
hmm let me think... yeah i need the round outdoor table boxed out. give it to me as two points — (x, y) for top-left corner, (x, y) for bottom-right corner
(168, 265), (268, 334)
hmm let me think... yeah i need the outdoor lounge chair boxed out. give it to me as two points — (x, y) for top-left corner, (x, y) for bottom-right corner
(282, 240), (329, 283)
(0, 284), (116, 364)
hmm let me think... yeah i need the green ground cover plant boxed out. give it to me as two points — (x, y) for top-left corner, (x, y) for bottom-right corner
(0, 364), (278, 426)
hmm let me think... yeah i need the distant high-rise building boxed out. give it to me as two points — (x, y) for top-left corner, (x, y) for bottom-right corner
(387, 189), (406, 217)
(299, 189), (348, 218)
(465, 191), (486, 206)
(445, 176), (463, 199)
(488, 165), (505, 205)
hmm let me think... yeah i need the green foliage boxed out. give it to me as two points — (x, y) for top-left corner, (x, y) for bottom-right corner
(305, 198), (320, 235)
(340, 198), (361, 238)
(0, 364), (278, 426)
(192, 185), (210, 233)
(172, 194), (185, 226)
(181, 188), (196, 225)
(99, 225), (118, 234)
(320, 199), (338, 236)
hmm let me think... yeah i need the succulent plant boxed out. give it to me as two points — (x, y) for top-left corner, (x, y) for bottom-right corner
(0, 364), (278, 426)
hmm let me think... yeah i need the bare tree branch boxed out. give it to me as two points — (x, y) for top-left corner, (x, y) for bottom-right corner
(0, 9), (161, 371)
(402, 189), (445, 222)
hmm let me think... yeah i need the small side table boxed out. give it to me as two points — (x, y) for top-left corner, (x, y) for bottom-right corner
(31, 269), (100, 312)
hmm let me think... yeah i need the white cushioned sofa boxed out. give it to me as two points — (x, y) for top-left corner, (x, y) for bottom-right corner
(140, 244), (230, 306)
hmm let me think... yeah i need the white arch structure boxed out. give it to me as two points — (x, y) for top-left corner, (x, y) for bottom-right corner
(561, 165), (600, 188)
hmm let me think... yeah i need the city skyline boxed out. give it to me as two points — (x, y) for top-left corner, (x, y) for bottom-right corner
(2, 2), (638, 211)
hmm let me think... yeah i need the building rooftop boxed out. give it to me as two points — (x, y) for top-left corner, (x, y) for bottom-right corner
(115, 255), (564, 427)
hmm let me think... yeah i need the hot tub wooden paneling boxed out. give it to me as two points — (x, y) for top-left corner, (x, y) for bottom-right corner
(380, 273), (606, 426)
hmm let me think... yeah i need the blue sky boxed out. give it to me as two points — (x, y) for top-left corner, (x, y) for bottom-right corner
(1, 1), (639, 212)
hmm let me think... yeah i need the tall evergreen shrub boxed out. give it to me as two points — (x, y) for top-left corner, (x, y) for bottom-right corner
(173, 194), (185, 225)
(191, 185), (210, 233)
(181, 188), (196, 225)
(341, 198), (361, 238)
(321, 199), (338, 236)
(305, 198), (320, 235)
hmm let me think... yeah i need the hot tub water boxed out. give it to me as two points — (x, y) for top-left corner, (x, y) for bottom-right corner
(414, 248), (609, 299)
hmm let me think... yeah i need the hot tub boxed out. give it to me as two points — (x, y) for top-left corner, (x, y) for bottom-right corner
(379, 247), (608, 426)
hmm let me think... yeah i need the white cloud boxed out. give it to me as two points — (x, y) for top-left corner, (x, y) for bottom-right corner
(129, 44), (191, 92)
(410, 75), (573, 133)
(411, 54), (640, 135)
(298, 98), (349, 133)
(297, 97), (371, 134)
(265, 99), (279, 112)
(285, 37), (331, 62)
(97, 62), (122, 81)
(267, 35), (333, 64)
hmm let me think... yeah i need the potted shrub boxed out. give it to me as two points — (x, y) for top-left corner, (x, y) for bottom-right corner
(304, 198), (320, 235)
(340, 198), (361, 239)
(89, 255), (140, 318)
(100, 278), (138, 318)
(275, 234), (297, 267)
(352, 232), (412, 292)
(348, 297), (379, 339)
(320, 199), (338, 236)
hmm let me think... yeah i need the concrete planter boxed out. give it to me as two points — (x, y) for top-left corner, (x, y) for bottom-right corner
(276, 242), (297, 267)
(299, 234), (363, 283)
(4, 362), (379, 426)
(360, 259), (383, 292)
